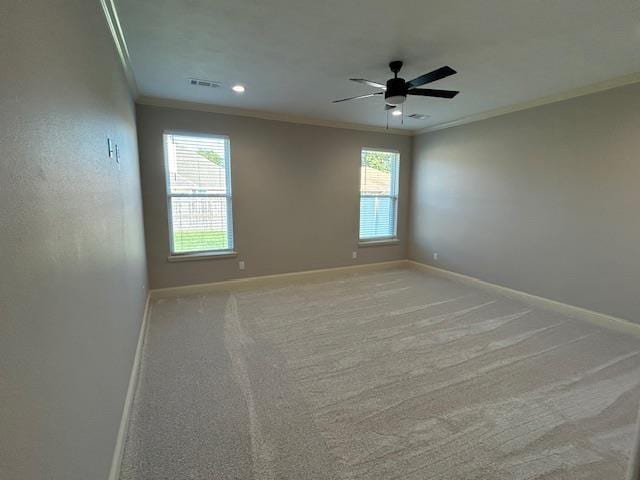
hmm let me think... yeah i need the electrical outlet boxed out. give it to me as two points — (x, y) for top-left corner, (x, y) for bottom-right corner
(238, 260), (245, 270)
(433, 252), (439, 261)
(352, 251), (357, 259)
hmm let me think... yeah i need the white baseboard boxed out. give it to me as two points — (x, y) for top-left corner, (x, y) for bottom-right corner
(408, 260), (640, 338)
(150, 260), (409, 299)
(108, 293), (151, 480)
(150, 259), (640, 337)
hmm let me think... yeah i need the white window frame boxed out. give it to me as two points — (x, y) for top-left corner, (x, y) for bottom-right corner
(162, 131), (235, 258)
(358, 147), (400, 244)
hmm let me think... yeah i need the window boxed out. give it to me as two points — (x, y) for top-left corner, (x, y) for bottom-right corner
(163, 133), (234, 255)
(359, 148), (399, 241)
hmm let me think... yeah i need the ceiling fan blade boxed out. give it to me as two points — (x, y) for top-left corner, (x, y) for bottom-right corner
(332, 92), (382, 103)
(408, 88), (459, 99)
(406, 66), (457, 88)
(350, 78), (386, 90)
(385, 104), (396, 110)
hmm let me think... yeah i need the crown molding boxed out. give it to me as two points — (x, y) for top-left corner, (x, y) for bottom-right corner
(416, 72), (640, 135)
(136, 96), (414, 136)
(138, 72), (640, 137)
(100, 0), (138, 98)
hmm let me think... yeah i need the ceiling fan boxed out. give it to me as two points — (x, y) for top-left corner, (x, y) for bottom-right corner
(332, 61), (459, 111)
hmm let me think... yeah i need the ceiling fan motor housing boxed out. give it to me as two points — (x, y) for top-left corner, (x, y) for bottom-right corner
(385, 77), (408, 105)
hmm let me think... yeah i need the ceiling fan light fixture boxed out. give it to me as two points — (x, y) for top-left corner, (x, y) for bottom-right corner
(385, 95), (406, 106)
(391, 109), (402, 116)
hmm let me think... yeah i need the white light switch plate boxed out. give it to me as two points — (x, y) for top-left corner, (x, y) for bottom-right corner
(107, 138), (114, 158)
(239, 261), (245, 270)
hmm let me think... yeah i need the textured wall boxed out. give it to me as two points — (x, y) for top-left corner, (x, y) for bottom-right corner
(0, 1), (148, 479)
(137, 104), (412, 289)
(409, 83), (640, 323)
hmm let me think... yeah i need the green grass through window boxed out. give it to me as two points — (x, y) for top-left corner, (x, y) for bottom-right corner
(173, 230), (228, 253)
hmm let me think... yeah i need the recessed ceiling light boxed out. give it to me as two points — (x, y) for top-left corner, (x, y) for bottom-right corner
(232, 84), (245, 93)
(391, 109), (402, 116)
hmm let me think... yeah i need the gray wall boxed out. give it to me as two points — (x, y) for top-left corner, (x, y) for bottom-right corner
(137, 104), (412, 289)
(0, 1), (148, 479)
(410, 83), (640, 323)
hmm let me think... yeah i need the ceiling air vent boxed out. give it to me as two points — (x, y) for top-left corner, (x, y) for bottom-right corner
(408, 113), (431, 120)
(189, 78), (221, 88)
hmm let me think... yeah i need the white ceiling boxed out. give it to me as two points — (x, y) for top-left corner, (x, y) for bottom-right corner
(116, 0), (640, 131)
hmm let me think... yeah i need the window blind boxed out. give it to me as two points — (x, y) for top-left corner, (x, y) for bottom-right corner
(164, 133), (234, 254)
(359, 149), (399, 240)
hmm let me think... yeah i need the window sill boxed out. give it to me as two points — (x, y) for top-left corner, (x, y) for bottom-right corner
(167, 251), (238, 262)
(358, 238), (400, 247)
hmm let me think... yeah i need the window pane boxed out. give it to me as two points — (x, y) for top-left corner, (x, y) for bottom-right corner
(170, 197), (231, 253)
(359, 149), (399, 239)
(361, 150), (397, 195)
(164, 133), (234, 254)
(167, 134), (228, 194)
(360, 196), (396, 238)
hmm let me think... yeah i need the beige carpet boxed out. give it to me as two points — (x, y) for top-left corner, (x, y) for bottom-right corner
(120, 266), (640, 479)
